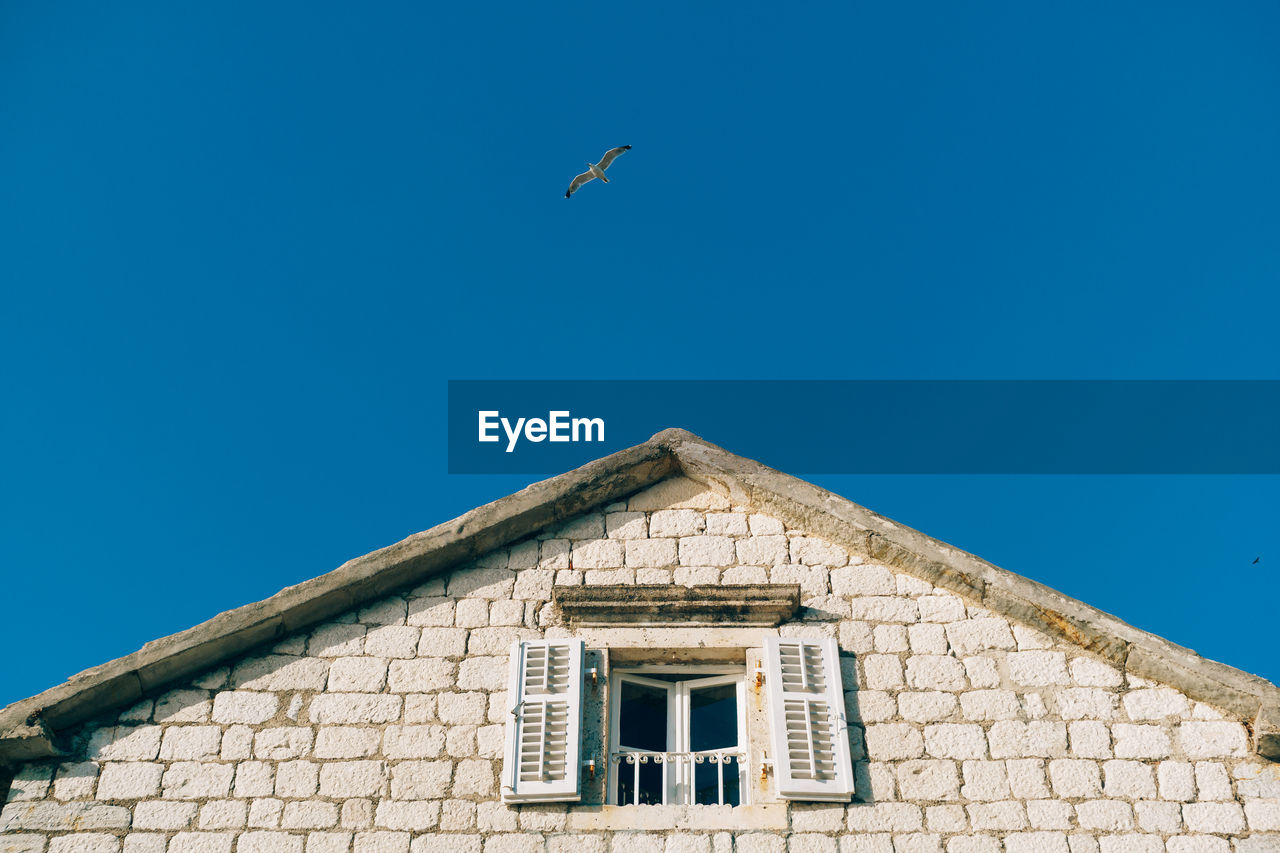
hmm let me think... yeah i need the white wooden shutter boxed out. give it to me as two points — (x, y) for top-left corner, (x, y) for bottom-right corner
(501, 638), (584, 803)
(763, 636), (855, 801)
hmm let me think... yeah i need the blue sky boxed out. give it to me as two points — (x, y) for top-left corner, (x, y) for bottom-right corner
(1, 1), (1277, 706)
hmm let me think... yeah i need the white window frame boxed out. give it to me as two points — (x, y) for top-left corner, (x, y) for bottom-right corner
(606, 665), (749, 806)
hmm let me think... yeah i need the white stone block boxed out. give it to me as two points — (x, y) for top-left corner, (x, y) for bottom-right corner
(1123, 687), (1190, 720)
(678, 536), (736, 566)
(512, 569), (555, 600)
(455, 598), (491, 627)
(896, 760), (960, 801)
(625, 538), (677, 568)
(649, 509), (705, 537)
(233, 762), (275, 798)
(967, 800), (1027, 831)
(154, 689), (212, 723)
(1002, 834), (1069, 853)
(865, 723), (925, 760)
(1027, 799), (1074, 829)
(906, 656), (966, 692)
(899, 692), (958, 722)
(791, 537), (848, 567)
(1067, 721), (1111, 759)
(1134, 800), (1181, 833)
(1101, 760), (1155, 799)
(705, 512), (748, 536)
(387, 659), (455, 692)
(364, 626), (421, 659)
(417, 627), (471, 658)
(961, 760), (1011, 801)
(1005, 759), (1051, 800)
(772, 564), (832, 596)
(51, 761), (98, 800)
(1068, 657), (1123, 687)
(874, 625), (909, 653)
(1049, 759), (1102, 798)
(1007, 651), (1069, 686)
(908, 624), (948, 654)
(447, 567), (515, 599)
(1245, 799), (1280, 831)
(925, 724), (987, 759)
(1157, 760), (1196, 801)
(1074, 800), (1133, 831)
(961, 657), (1001, 689)
(916, 594), (966, 623)
(198, 800), (248, 830)
(238, 832), (304, 853)
(606, 511), (648, 539)
(271, 758), (316, 794)
(959, 690), (1020, 721)
(162, 763), (234, 799)
(849, 596), (918, 623)
(211, 692), (278, 725)
(252, 727), (313, 761)
(133, 800), (198, 830)
(406, 597), (454, 628)
(96, 762), (164, 800)
(554, 513), (605, 540)
(309, 694), (402, 724)
(1182, 801), (1245, 833)
(945, 619), (1016, 656)
(1111, 724), (1171, 759)
(314, 727), (380, 759)
(281, 801), (339, 830)
(736, 535), (789, 566)
(87, 725), (163, 761)
(830, 565), (895, 596)
(319, 761), (386, 798)
(863, 655), (905, 690)
(987, 721), (1067, 759)
(845, 802), (924, 832)
(1055, 688), (1117, 720)
(1177, 722), (1248, 759)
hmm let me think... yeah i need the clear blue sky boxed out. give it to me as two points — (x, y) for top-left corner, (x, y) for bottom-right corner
(2, 2), (1277, 706)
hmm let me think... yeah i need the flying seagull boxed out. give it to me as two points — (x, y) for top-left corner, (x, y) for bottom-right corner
(565, 145), (631, 198)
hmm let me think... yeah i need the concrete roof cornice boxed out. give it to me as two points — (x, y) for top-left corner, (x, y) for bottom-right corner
(1, 428), (1276, 763)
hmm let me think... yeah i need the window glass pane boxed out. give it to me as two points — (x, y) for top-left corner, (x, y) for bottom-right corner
(694, 754), (740, 806)
(618, 681), (667, 750)
(689, 683), (738, 751)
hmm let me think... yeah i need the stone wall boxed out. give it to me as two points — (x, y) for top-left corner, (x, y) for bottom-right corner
(2, 476), (1278, 853)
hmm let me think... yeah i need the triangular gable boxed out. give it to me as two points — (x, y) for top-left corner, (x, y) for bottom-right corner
(1, 428), (1276, 763)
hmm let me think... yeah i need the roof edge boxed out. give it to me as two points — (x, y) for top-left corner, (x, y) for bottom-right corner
(2, 427), (1277, 762)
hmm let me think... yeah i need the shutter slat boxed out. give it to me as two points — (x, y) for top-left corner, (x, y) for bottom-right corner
(502, 638), (584, 802)
(765, 636), (855, 801)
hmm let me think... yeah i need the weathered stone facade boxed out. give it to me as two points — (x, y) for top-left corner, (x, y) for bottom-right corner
(3, 471), (1279, 853)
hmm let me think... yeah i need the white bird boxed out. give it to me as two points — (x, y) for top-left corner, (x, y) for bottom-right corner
(565, 145), (631, 198)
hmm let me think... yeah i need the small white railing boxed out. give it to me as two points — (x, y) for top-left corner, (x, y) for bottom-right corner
(610, 749), (746, 806)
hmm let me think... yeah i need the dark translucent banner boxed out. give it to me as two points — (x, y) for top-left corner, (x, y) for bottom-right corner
(447, 380), (1280, 474)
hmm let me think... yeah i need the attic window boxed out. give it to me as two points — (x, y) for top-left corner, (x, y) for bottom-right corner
(609, 666), (747, 806)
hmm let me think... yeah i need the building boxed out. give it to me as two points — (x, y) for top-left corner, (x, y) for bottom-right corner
(1, 429), (1278, 853)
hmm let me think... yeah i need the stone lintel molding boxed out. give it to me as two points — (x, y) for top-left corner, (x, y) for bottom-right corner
(2, 426), (1278, 762)
(553, 584), (801, 627)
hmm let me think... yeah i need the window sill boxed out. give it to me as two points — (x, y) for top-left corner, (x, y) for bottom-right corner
(565, 804), (788, 831)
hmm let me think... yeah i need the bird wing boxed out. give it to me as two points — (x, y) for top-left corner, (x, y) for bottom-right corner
(565, 170), (596, 198)
(596, 145), (632, 170)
